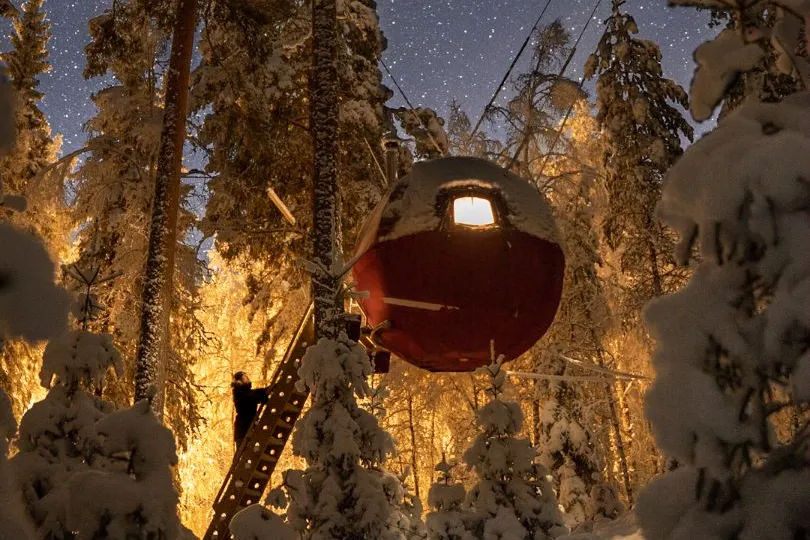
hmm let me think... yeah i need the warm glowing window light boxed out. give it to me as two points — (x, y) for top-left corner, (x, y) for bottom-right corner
(453, 196), (495, 226)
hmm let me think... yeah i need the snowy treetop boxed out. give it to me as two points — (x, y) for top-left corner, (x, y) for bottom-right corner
(678, 1), (810, 121)
(40, 330), (124, 390)
(644, 92), (810, 475)
(355, 156), (561, 254)
(64, 399), (180, 539)
(657, 92), (810, 267)
(230, 504), (296, 540)
(0, 224), (68, 343)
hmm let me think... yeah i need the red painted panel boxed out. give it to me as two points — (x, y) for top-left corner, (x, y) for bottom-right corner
(353, 228), (564, 372)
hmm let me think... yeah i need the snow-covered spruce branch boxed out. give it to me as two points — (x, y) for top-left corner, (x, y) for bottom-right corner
(636, 2), (810, 536)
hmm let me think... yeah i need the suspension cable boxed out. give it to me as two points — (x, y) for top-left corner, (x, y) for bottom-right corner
(528, 1), (610, 178)
(509, 0), (606, 165)
(381, 58), (446, 156)
(469, 0), (557, 140)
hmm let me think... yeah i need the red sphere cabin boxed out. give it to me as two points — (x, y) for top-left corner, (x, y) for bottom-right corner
(352, 157), (565, 372)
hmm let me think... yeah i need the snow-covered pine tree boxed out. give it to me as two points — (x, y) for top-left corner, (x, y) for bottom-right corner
(587, 484), (624, 523)
(72, 0), (203, 447)
(400, 467), (428, 540)
(229, 503), (296, 540)
(584, 0), (693, 315)
(274, 336), (410, 540)
(583, 0), (695, 495)
(0, 63), (62, 540)
(695, 4), (804, 118)
(0, 0), (68, 419)
(66, 397), (183, 539)
(425, 456), (473, 540)
(464, 358), (567, 540)
(190, 0), (314, 357)
(527, 101), (611, 526)
(11, 267), (185, 539)
(534, 382), (600, 529)
(10, 325), (122, 538)
(637, 1), (810, 538)
(226, 358), (413, 540)
(192, 0), (389, 351)
(1, 388), (34, 539)
(0, 0), (64, 245)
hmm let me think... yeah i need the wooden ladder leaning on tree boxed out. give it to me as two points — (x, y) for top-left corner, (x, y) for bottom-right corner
(203, 305), (314, 540)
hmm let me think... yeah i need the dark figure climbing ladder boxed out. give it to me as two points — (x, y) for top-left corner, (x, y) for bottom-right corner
(203, 306), (314, 540)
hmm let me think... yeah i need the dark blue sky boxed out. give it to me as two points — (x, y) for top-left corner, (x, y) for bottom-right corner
(9, 0), (714, 154)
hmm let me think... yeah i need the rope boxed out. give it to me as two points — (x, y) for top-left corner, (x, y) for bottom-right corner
(469, 0), (557, 139)
(363, 136), (389, 187)
(507, 371), (636, 383)
(381, 58), (446, 156)
(558, 354), (650, 380)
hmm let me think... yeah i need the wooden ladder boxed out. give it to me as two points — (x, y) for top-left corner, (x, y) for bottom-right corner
(203, 305), (314, 540)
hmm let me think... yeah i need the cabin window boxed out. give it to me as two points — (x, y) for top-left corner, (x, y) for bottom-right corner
(452, 196), (495, 227)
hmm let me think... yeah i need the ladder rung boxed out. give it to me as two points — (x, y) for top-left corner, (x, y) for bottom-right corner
(264, 436), (287, 447)
(275, 419), (293, 430)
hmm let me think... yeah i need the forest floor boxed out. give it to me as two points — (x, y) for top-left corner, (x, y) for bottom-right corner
(565, 514), (643, 540)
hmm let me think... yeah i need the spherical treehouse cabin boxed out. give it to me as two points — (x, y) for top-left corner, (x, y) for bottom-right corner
(352, 156), (565, 372)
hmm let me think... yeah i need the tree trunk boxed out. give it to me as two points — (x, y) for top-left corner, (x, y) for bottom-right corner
(134, 0), (197, 416)
(644, 214), (663, 298)
(582, 299), (633, 504)
(593, 340), (633, 505)
(310, 0), (342, 339)
(406, 395), (420, 500)
(531, 382), (541, 447)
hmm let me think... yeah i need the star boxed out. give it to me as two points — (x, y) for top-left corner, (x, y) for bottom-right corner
(1, 0), (714, 155)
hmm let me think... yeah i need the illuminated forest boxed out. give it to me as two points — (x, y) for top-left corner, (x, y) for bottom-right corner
(1, 0), (809, 539)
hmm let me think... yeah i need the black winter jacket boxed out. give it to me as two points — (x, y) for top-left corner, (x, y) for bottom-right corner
(232, 382), (270, 446)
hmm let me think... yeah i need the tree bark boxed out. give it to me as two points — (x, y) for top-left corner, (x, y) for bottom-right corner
(582, 297), (633, 504)
(310, 0), (342, 339)
(406, 395), (420, 500)
(134, 0), (197, 416)
(592, 335), (633, 505)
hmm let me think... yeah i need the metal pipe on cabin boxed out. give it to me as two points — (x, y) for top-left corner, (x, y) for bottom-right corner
(383, 138), (399, 184)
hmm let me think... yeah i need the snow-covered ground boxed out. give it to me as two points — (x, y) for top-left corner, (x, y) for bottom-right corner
(564, 514), (643, 540)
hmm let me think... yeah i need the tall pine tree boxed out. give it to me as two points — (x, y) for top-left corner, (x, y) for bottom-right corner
(70, 0), (202, 446)
(0, 0), (59, 203)
(585, 0), (693, 318)
(0, 0), (66, 419)
(527, 102), (612, 525)
(637, 2), (810, 537)
(191, 0), (388, 354)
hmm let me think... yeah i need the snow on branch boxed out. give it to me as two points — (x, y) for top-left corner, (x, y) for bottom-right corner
(637, 2), (810, 536)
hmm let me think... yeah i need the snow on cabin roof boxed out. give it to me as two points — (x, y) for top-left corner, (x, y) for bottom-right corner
(356, 157), (560, 253)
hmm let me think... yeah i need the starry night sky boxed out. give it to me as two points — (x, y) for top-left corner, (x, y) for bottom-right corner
(8, 0), (714, 155)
